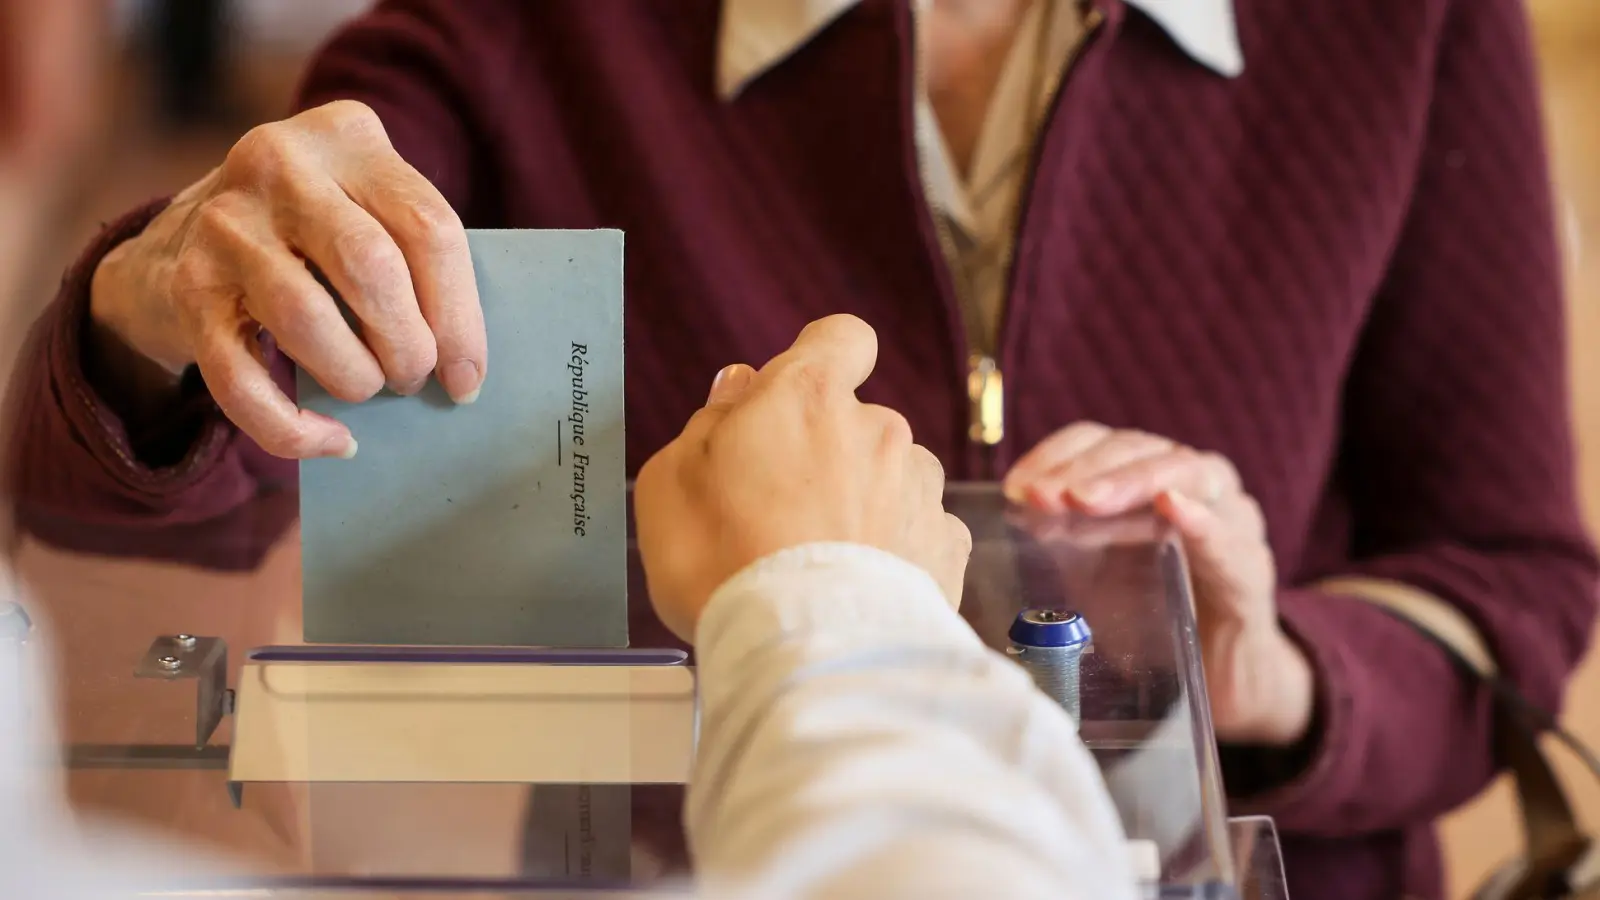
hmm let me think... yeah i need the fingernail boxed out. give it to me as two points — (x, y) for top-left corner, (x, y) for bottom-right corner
(1002, 480), (1027, 504)
(1073, 481), (1113, 506)
(322, 435), (358, 460)
(441, 359), (481, 404)
(1028, 483), (1067, 513)
(1163, 490), (1200, 516)
(707, 365), (754, 404)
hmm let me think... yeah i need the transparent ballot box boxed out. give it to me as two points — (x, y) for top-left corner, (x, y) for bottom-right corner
(21, 484), (1287, 898)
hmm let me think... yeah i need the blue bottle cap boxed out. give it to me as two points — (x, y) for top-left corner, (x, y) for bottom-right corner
(1008, 608), (1092, 649)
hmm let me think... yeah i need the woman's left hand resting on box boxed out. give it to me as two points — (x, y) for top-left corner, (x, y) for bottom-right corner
(1004, 423), (1314, 748)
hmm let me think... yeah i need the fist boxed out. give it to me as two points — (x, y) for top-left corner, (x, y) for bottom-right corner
(633, 315), (972, 642)
(90, 100), (488, 460)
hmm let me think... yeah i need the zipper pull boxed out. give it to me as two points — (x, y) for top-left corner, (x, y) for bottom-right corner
(967, 355), (1005, 446)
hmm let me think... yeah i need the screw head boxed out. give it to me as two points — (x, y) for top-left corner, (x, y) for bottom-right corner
(157, 655), (182, 670)
(1009, 608), (1092, 650)
(173, 634), (197, 648)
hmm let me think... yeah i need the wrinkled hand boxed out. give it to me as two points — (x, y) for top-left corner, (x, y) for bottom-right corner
(634, 315), (973, 643)
(1003, 423), (1313, 746)
(89, 100), (487, 460)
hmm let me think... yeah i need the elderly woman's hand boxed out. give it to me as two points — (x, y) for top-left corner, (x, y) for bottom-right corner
(1004, 423), (1315, 747)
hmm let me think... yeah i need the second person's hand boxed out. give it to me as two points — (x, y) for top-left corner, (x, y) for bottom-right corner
(88, 100), (488, 460)
(1004, 422), (1314, 746)
(633, 315), (973, 643)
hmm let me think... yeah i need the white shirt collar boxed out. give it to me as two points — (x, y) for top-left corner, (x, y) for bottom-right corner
(717, 0), (1244, 101)
(1122, 0), (1243, 77)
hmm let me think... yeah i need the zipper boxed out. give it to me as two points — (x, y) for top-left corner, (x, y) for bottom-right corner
(907, 3), (1107, 475)
(967, 354), (1005, 445)
(907, 14), (989, 453)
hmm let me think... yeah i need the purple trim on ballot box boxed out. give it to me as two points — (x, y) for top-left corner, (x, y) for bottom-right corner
(146, 876), (1235, 896)
(168, 876), (640, 894)
(246, 645), (689, 666)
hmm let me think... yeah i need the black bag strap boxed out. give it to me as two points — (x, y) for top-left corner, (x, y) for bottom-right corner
(1318, 578), (1599, 900)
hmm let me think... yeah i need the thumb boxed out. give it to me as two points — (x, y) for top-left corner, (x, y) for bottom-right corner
(705, 363), (756, 407)
(679, 363), (757, 441)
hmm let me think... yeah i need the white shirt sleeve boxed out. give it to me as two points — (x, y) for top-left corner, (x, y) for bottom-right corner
(685, 543), (1139, 900)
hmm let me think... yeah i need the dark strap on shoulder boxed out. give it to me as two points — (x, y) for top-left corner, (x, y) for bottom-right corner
(1316, 578), (1596, 900)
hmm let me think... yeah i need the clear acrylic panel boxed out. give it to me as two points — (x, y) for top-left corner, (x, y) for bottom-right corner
(16, 483), (1278, 898)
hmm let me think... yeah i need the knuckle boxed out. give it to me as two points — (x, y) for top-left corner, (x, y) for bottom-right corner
(874, 407), (913, 449)
(395, 198), (467, 256)
(1206, 452), (1242, 483)
(683, 406), (728, 445)
(168, 253), (239, 330)
(260, 408), (331, 459)
(261, 427), (319, 460)
(224, 121), (301, 180)
(386, 342), (438, 390)
(254, 272), (314, 323)
(195, 351), (299, 459)
(633, 456), (667, 503)
(1169, 446), (1205, 470)
(190, 331), (231, 381)
(782, 360), (835, 402)
(314, 99), (387, 143)
(1240, 495), (1266, 526)
(817, 313), (877, 351)
(168, 249), (215, 303)
(326, 365), (386, 404)
(331, 223), (409, 296)
(947, 513), (974, 555)
(189, 195), (251, 245)
(914, 443), (946, 479)
(637, 450), (667, 482)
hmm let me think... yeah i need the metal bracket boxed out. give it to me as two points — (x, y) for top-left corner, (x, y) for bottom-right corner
(134, 634), (231, 749)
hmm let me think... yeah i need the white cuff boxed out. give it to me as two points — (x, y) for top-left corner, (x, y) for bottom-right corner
(693, 543), (980, 707)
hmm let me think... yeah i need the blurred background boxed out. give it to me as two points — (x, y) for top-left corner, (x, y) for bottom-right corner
(3, 1), (1597, 896)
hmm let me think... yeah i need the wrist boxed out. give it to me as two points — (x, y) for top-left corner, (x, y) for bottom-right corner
(1211, 621), (1315, 748)
(82, 224), (201, 429)
(1245, 625), (1315, 746)
(88, 221), (190, 379)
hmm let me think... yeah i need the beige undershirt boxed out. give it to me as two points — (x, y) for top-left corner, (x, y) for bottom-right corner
(716, 0), (1085, 360)
(718, 0), (1246, 361)
(914, 0), (1085, 354)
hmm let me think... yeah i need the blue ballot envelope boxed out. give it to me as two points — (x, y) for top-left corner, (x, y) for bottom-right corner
(296, 229), (627, 648)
